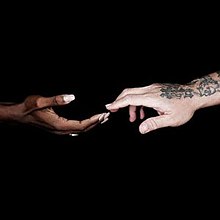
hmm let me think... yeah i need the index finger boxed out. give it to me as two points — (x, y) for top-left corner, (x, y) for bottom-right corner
(56, 113), (107, 133)
(114, 87), (147, 101)
(106, 94), (156, 110)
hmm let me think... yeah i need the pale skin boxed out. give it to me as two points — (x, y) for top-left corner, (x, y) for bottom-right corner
(106, 71), (220, 134)
(0, 94), (109, 135)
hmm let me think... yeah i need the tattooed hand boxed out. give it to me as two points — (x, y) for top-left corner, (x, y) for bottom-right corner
(106, 71), (220, 134)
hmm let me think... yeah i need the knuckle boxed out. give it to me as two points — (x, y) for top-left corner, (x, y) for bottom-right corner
(35, 97), (43, 108)
(24, 95), (41, 109)
(148, 83), (161, 89)
(124, 94), (133, 103)
(152, 83), (160, 87)
(122, 88), (130, 95)
(123, 88), (130, 92)
(78, 121), (87, 132)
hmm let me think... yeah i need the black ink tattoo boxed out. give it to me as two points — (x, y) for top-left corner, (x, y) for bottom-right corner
(196, 75), (220, 96)
(160, 75), (220, 99)
(160, 84), (194, 99)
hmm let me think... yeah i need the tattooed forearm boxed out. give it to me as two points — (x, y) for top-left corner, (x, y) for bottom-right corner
(196, 75), (220, 96)
(160, 73), (220, 99)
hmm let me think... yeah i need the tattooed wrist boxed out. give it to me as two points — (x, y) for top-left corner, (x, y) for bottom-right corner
(160, 73), (220, 99)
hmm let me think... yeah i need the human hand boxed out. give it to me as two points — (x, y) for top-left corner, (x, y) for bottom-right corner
(105, 83), (199, 134)
(12, 94), (109, 135)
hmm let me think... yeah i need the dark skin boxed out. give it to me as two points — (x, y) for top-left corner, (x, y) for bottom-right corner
(0, 94), (109, 135)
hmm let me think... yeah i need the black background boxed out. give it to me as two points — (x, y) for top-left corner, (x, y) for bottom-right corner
(0, 5), (219, 210)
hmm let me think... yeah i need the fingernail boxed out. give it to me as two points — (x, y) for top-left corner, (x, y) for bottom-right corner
(101, 118), (109, 124)
(63, 94), (75, 103)
(98, 113), (105, 121)
(69, 133), (79, 136)
(104, 112), (110, 119)
(105, 104), (112, 108)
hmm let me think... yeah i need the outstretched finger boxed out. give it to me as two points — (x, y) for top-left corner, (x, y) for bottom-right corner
(114, 87), (148, 101)
(105, 87), (149, 112)
(81, 112), (110, 132)
(106, 94), (152, 111)
(56, 112), (110, 133)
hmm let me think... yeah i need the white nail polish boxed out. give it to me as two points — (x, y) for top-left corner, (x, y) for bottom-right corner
(101, 118), (109, 124)
(98, 113), (105, 121)
(104, 112), (110, 119)
(63, 94), (75, 103)
(69, 133), (79, 136)
(105, 104), (112, 108)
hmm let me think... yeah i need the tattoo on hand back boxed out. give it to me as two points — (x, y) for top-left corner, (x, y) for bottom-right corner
(160, 72), (220, 99)
(160, 84), (194, 99)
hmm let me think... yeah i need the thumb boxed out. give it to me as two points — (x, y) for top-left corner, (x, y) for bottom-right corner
(24, 94), (75, 113)
(36, 94), (75, 108)
(139, 115), (172, 134)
